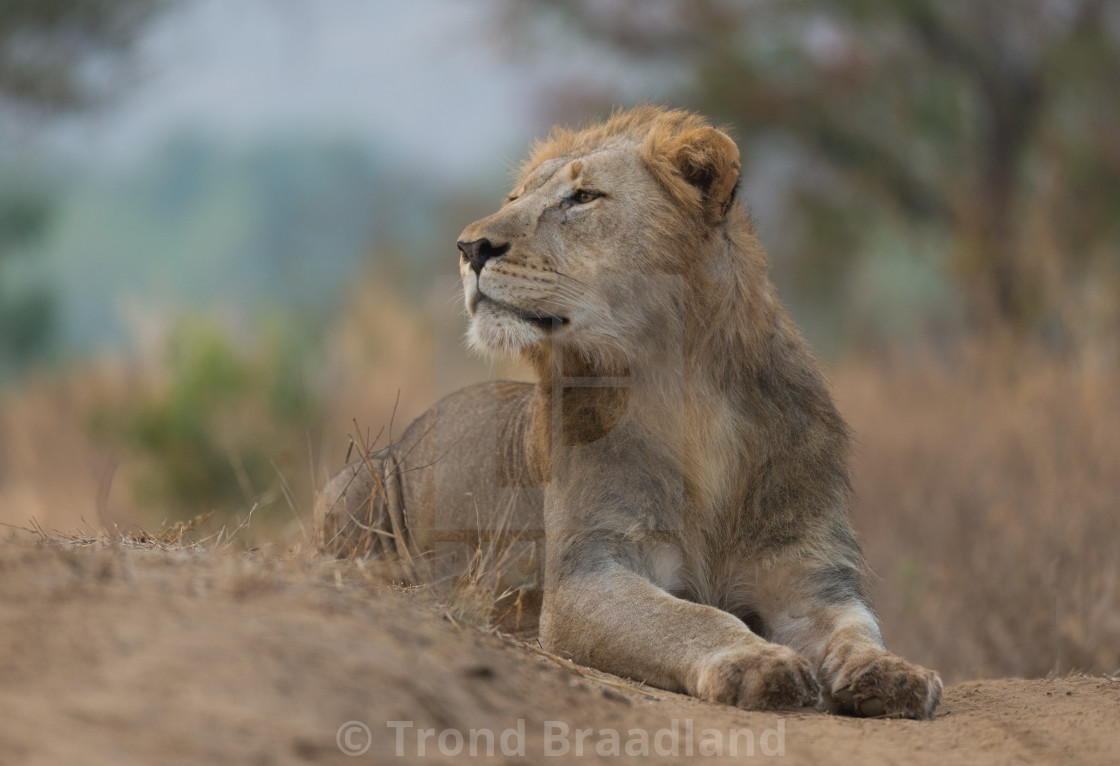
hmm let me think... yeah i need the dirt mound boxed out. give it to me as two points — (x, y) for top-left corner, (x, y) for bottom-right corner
(1, 539), (1116, 765)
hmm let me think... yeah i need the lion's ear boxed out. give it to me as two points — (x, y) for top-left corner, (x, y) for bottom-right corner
(664, 127), (741, 225)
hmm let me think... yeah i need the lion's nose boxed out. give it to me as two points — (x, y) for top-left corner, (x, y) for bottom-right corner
(457, 238), (510, 276)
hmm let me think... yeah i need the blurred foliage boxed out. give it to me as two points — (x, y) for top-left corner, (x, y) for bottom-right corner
(0, 0), (170, 373)
(2, 133), (466, 367)
(502, 0), (1120, 345)
(89, 319), (323, 520)
(0, 0), (165, 108)
(0, 180), (56, 372)
(35, 137), (392, 354)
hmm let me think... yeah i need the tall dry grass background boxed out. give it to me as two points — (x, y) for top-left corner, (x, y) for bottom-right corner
(834, 347), (1120, 682)
(1, 272), (1117, 684)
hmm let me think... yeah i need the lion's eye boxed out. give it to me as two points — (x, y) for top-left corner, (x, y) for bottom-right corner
(570, 189), (602, 205)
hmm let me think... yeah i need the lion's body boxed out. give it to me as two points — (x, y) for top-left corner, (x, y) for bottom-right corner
(317, 106), (942, 718)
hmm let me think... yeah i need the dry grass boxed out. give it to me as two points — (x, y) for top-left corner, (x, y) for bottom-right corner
(835, 346), (1120, 682)
(436, 530), (541, 634)
(0, 363), (135, 531)
(11, 506), (259, 554)
(1, 503), (410, 611)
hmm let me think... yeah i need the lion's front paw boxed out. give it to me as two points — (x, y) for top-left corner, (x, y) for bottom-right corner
(829, 651), (942, 719)
(696, 645), (821, 711)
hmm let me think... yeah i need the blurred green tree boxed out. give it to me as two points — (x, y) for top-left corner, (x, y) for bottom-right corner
(502, 0), (1120, 339)
(0, 0), (169, 372)
(0, 0), (164, 107)
(0, 183), (54, 368)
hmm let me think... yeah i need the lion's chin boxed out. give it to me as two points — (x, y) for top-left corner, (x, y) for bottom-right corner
(465, 296), (568, 356)
(466, 314), (546, 356)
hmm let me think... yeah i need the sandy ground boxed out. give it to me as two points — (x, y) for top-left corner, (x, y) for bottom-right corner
(1, 537), (1117, 766)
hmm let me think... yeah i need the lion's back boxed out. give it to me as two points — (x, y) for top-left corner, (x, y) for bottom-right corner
(315, 381), (544, 571)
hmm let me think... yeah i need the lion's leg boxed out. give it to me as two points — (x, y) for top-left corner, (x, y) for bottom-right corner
(755, 558), (943, 719)
(540, 565), (821, 711)
(812, 604), (942, 719)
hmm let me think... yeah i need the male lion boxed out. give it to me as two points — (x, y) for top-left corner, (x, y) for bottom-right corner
(317, 105), (942, 718)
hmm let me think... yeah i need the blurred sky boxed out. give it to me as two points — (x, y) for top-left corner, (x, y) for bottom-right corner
(41, 0), (546, 177)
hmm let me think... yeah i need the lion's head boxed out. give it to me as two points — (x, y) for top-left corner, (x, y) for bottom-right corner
(456, 106), (745, 369)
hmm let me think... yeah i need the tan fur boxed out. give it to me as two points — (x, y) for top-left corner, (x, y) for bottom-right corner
(316, 106), (942, 718)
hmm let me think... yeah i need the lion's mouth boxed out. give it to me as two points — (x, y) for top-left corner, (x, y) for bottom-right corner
(514, 308), (569, 330)
(472, 292), (569, 330)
